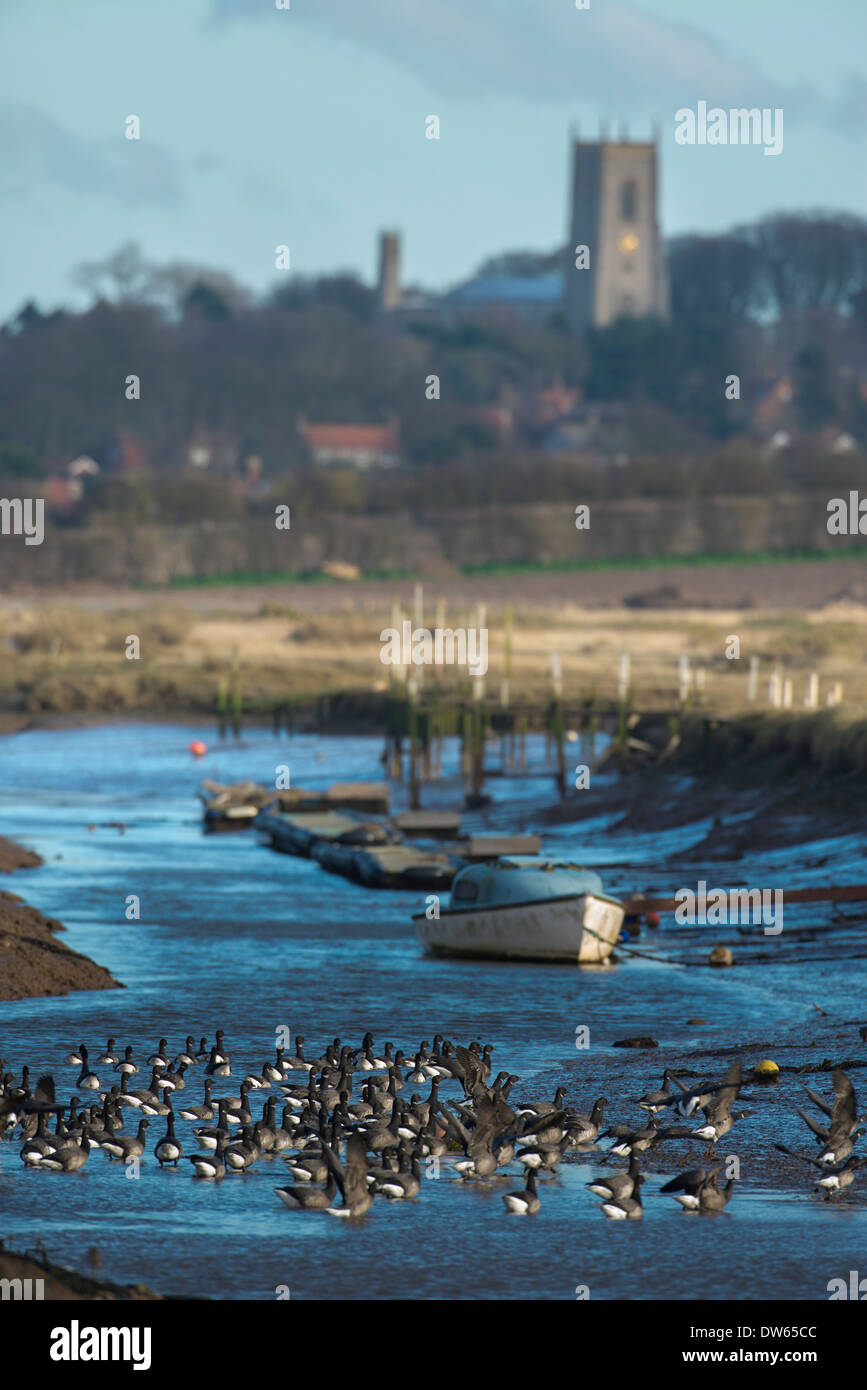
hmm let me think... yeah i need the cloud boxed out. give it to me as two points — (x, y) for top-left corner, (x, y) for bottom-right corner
(0, 103), (184, 206)
(207, 0), (829, 121)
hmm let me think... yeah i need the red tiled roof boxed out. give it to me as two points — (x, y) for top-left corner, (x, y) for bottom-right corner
(299, 420), (400, 451)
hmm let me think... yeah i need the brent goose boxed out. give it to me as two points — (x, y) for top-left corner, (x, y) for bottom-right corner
(115, 1046), (139, 1077)
(775, 1143), (867, 1197)
(180, 1078), (215, 1122)
(690, 1062), (742, 1150)
(502, 1168), (540, 1214)
(587, 1153), (641, 1201)
(155, 1110), (183, 1167)
(275, 1172), (338, 1210)
(96, 1039), (119, 1066)
(600, 1173), (644, 1219)
(146, 1039), (170, 1071)
(189, 1134), (227, 1179)
(103, 1117), (149, 1162)
(76, 1048), (101, 1092)
(321, 1133), (374, 1218)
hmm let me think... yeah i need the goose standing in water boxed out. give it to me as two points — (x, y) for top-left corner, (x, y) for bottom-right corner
(189, 1134), (226, 1179)
(146, 1039), (170, 1071)
(205, 1047), (231, 1079)
(180, 1079), (215, 1122)
(20, 1112), (53, 1165)
(96, 1039), (119, 1067)
(174, 1038), (198, 1068)
(636, 1070), (675, 1114)
(39, 1143), (89, 1173)
(76, 1048), (101, 1092)
(586, 1153), (641, 1202)
(103, 1117), (149, 1163)
(115, 1046), (139, 1077)
(225, 1125), (260, 1171)
(155, 1109), (183, 1168)
(502, 1169), (540, 1214)
(600, 1173), (644, 1219)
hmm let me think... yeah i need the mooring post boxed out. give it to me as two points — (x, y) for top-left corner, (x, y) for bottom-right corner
(230, 667), (242, 740)
(408, 695), (420, 810)
(216, 677), (228, 740)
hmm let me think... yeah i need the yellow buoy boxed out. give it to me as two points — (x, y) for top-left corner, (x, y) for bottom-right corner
(755, 1059), (779, 1076)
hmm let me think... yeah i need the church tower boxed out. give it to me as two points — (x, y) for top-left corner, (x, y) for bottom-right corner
(563, 132), (669, 335)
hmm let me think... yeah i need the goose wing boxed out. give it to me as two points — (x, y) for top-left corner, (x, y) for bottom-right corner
(705, 1061), (742, 1120)
(437, 1104), (471, 1147)
(774, 1142), (823, 1169)
(455, 1046), (486, 1097)
(803, 1085), (833, 1118)
(660, 1165), (718, 1194)
(831, 1069), (856, 1131)
(797, 1108), (829, 1141)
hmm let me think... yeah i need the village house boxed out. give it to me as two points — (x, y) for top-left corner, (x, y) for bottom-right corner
(297, 416), (402, 469)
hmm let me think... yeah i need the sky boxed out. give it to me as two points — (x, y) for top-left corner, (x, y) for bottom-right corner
(1, 0), (865, 322)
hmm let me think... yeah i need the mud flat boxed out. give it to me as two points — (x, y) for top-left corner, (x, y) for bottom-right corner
(0, 836), (121, 1001)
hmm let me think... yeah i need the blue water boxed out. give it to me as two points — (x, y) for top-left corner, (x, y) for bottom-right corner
(0, 723), (865, 1300)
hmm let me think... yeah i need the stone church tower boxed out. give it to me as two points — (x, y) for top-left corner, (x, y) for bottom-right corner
(564, 133), (669, 334)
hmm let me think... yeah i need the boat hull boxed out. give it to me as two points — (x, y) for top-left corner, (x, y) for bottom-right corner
(413, 893), (624, 964)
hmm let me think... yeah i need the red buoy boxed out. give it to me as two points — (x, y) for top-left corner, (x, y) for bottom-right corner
(645, 911), (661, 929)
(189, 740), (207, 758)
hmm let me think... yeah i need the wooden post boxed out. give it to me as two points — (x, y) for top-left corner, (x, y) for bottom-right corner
(503, 603), (513, 712)
(618, 652), (631, 704)
(408, 696), (420, 810)
(678, 654), (691, 706)
(230, 649), (242, 739)
(552, 701), (566, 799)
(805, 672), (819, 709)
(216, 678), (228, 740)
(748, 656), (759, 703)
(768, 668), (782, 708)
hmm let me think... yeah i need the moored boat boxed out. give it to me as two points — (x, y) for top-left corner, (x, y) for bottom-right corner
(413, 857), (625, 964)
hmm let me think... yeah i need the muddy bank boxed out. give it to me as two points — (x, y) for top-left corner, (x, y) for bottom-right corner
(0, 834), (42, 872)
(0, 890), (121, 1001)
(0, 835), (121, 1002)
(551, 709), (867, 858)
(0, 1245), (164, 1300)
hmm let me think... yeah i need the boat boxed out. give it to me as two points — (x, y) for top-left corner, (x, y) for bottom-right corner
(413, 857), (625, 964)
(349, 844), (460, 891)
(201, 780), (390, 830)
(256, 810), (400, 858)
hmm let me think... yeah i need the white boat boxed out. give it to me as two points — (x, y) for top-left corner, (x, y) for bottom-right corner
(413, 856), (625, 964)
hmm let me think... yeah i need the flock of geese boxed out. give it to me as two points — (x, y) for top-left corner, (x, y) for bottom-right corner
(1, 1034), (864, 1220)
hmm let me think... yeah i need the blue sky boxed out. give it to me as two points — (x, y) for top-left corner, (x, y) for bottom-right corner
(1, 0), (864, 321)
